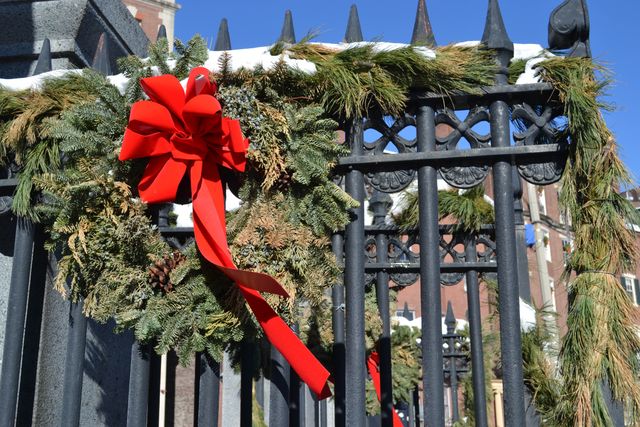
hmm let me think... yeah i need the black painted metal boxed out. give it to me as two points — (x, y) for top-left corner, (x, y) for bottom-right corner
(370, 190), (394, 426)
(16, 228), (47, 425)
(278, 10), (296, 44)
(416, 104), (445, 427)
(481, 2), (527, 424)
(465, 236), (489, 427)
(33, 38), (52, 75)
(411, 0), (436, 46)
(0, 218), (34, 427)
(240, 341), (254, 427)
(548, 0), (591, 57)
(194, 352), (220, 427)
(127, 341), (151, 427)
(148, 350), (161, 427)
(270, 345), (291, 427)
(444, 303), (459, 422)
(60, 300), (89, 427)
(344, 4), (364, 43)
(290, 324), (301, 427)
(214, 18), (232, 51)
(344, 119), (367, 426)
(331, 232), (346, 427)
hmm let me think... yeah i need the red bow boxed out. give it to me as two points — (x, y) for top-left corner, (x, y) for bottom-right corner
(120, 67), (331, 399)
(367, 352), (403, 427)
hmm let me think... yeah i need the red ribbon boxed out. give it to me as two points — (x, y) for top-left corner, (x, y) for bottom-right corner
(119, 67), (331, 399)
(367, 352), (403, 427)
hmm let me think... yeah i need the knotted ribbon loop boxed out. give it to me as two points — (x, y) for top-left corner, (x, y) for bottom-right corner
(119, 67), (332, 399)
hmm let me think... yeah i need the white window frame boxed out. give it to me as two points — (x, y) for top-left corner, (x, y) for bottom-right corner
(537, 188), (547, 216)
(542, 228), (552, 262)
(622, 275), (638, 306)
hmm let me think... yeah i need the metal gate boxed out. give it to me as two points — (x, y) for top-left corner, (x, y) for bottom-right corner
(0, 0), (590, 426)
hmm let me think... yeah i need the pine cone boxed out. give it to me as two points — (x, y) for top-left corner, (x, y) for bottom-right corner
(277, 170), (293, 189)
(148, 251), (186, 293)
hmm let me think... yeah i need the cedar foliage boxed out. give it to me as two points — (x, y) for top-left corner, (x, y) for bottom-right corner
(539, 57), (640, 427)
(393, 184), (494, 232)
(286, 43), (497, 119)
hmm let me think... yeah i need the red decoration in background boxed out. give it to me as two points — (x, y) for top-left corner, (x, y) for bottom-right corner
(119, 67), (331, 399)
(367, 352), (403, 427)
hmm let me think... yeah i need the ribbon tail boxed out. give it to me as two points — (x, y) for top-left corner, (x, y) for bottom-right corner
(367, 353), (403, 427)
(239, 285), (332, 399)
(190, 165), (331, 399)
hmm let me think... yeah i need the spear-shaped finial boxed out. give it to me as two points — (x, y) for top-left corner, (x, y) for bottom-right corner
(344, 4), (364, 43)
(445, 301), (456, 334)
(156, 24), (167, 42)
(33, 38), (52, 76)
(411, 0), (436, 46)
(214, 18), (232, 51)
(481, 0), (513, 53)
(278, 10), (296, 44)
(402, 302), (412, 320)
(92, 33), (112, 76)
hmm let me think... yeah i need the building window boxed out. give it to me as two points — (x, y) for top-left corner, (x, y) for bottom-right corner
(537, 188), (547, 216)
(542, 228), (551, 262)
(561, 238), (572, 265)
(548, 279), (557, 311)
(621, 275), (638, 306)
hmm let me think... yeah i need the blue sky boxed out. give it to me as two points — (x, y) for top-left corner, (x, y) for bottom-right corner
(175, 1), (640, 182)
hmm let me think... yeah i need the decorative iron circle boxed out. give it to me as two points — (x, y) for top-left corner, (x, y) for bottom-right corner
(435, 107), (491, 189)
(363, 115), (417, 193)
(512, 103), (567, 185)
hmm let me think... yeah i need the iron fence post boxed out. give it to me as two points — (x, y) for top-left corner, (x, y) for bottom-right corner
(464, 235), (489, 427)
(344, 119), (367, 426)
(482, 1), (526, 424)
(270, 344), (290, 427)
(241, 341), (255, 427)
(60, 299), (89, 427)
(331, 233), (346, 427)
(416, 104), (445, 427)
(194, 352), (220, 427)
(127, 341), (151, 427)
(371, 190), (394, 426)
(0, 217), (34, 427)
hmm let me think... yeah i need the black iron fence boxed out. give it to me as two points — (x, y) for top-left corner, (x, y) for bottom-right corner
(0, 0), (596, 426)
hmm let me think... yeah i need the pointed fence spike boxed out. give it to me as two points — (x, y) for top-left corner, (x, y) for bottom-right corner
(445, 301), (456, 333)
(481, 0), (513, 53)
(33, 38), (52, 76)
(402, 302), (412, 320)
(214, 18), (232, 51)
(344, 4), (364, 43)
(411, 0), (436, 46)
(156, 24), (167, 41)
(92, 33), (112, 75)
(278, 10), (296, 44)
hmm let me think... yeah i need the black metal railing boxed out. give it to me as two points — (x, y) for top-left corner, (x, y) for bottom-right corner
(0, 1), (597, 426)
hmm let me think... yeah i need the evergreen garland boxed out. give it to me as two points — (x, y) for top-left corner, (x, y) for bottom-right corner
(539, 57), (640, 427)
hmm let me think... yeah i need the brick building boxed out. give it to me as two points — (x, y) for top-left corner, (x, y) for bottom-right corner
(122, 0), (180, 46)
